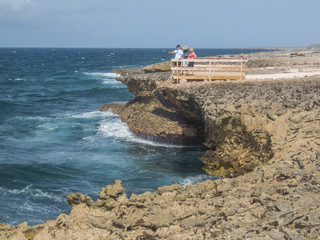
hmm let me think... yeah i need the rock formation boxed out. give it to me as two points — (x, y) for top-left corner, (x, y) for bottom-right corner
(2, 50), (320, 239)
(103, 62), (205, 146)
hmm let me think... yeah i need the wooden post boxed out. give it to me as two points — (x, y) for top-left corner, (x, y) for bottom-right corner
(209, 61), (212, 82)
(177, 61), (180, 83)
(172, 60), (174, 83)
(240, 59), (243, 80)
(171, 58), (247, 83)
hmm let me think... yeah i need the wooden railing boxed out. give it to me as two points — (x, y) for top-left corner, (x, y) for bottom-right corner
(171, 58), (248, 83)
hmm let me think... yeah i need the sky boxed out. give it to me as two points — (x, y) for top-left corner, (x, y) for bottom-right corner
(0, 0), (319, 48)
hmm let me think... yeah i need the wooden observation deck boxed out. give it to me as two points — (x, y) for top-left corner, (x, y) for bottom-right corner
(171, 57), (248, 83)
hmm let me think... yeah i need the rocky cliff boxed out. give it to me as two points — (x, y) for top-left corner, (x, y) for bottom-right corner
(2, 50), (320, 239)
(104, 61), (275, 177)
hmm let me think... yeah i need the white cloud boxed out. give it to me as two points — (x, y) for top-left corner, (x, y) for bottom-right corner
(0, 0), (37, 12)
(0, 0), (40, 26)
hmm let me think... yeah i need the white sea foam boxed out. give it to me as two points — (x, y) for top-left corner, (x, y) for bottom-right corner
(13, 116), (47, 121)
(102, 79), (121, 85)
(180, 174), (218, 187)
(98, 118), (133, 139)
(83, 72), (122, 85)
(70, 110), (113, 119)
(1, 185), (64, 202)
(56, 110), (182, 147)
(83, 72), (121, 78)
(33, 189), (65, 202)
(81, 136), (95, 142)
(19, 110), (180, 147)
(97, 117), (184, 148)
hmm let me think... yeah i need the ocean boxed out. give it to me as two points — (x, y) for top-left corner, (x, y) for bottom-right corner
(0, 48), (270, 226)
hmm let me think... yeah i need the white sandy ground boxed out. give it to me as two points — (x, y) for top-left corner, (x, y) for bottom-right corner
(246, 71), (320, 80)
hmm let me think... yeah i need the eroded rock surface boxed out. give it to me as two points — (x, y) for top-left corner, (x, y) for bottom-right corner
(2, 49), (320, 239)
(110, 66), (205, 145)
(99, 102), (125, 114)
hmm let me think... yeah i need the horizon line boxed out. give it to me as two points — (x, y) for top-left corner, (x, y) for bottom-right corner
(0, 46), (305, 49)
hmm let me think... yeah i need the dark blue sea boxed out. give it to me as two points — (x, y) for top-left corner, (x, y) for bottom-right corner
(0, 48), (270, 226)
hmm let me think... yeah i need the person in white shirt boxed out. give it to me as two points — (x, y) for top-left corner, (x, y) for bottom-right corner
(169, 45), (183, 66)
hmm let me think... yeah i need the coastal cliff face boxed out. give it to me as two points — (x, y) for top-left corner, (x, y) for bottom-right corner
(2, 50), (320, 239)
(110, 64), (275, 177)
(110, 50), (320, 178)
(110, 68), (205, 146)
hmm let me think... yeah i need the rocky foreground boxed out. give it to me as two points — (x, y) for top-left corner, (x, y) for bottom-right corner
(2, 49), (320, 239)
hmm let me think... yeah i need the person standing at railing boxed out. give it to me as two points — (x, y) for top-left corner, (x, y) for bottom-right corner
(168, 45), (183, 65)
(181, 46), (190, 75)
(182, 46), (190, 67)
(169, 45), (183, 77)
(188, 48), (197, 75)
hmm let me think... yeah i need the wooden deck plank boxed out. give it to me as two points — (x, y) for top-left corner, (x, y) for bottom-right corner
(173, 71), (245, 76)
(174, 74), (245, 80)
(171, 57), (248, 83)
(171, 58), (248, 63)
(171, 66), (248, 71)
(193, 64), (247, 67)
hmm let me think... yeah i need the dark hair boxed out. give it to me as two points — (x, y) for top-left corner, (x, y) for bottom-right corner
(176, 45), (181, 48)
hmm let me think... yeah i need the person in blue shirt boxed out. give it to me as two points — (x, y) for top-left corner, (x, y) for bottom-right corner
(169, 45), (184, 77)
(169, 44), (183, 60)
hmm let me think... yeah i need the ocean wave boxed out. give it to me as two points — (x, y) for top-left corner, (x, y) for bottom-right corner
(97, 117), (132, 139)
(180, 174), (219, 187)
(13, 111), (111, 123)
(10, 110), (184, 148)
(0, 100), (17, 109)
(97, 117), (185, 148)
(0, 185), (65, 203)
(69, 110), (114, 119)
(83, 72), (121, 78)
(102, 79), (121, 86)
(10, 115), (48, 122)
(83, 72), (122, 86)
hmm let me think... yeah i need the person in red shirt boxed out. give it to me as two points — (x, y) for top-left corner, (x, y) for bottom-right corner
(188, 48), (197, 67)
(188, 48), (197, 75)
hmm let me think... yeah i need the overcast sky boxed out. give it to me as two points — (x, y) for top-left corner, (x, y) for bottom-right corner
(0, 0), (319, 48)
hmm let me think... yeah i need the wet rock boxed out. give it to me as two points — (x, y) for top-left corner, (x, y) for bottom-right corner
(99, 102), (125, 114)
(118, 93), (205, 146)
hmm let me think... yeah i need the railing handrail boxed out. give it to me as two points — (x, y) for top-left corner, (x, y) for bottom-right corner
(170, 57), (248, 83)
(171, 58), (248, 63)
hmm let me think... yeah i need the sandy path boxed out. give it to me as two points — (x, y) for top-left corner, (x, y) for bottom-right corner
(247, 71), (320, 80)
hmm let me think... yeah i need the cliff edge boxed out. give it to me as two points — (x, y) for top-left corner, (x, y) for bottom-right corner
(2, 49), (320, 239)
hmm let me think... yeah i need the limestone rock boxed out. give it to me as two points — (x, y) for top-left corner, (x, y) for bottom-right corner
(116, 71), (171, 95)
(99, 180), (125, 199)
(99, 102), (125, 114)
(67, 192), (94, 207)
(3, 49), (320, 240)
(142, 61), (171, 73)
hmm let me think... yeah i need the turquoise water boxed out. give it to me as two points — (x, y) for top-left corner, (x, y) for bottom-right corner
(0, 48), (270, 225)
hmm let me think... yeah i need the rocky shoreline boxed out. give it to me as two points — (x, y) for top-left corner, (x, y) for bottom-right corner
(2, 49), (320, 239)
